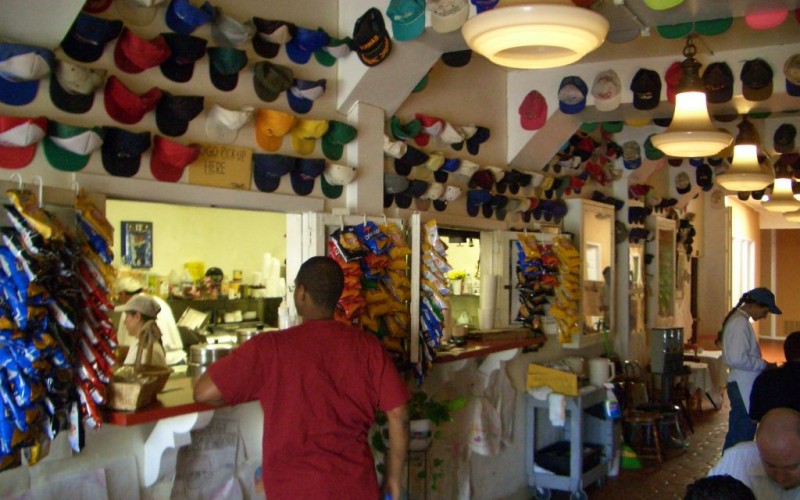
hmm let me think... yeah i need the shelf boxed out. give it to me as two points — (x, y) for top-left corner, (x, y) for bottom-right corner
(105, 376), (215, 427)
(433, 329), (546, 363)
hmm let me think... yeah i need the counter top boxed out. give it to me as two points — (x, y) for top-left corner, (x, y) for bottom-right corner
(104, 375), (215, 427)
(433, 329), (546, 363)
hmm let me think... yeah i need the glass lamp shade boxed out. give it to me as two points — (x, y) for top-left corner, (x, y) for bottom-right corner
(461, 4), (609, 69)
(650, 91), (733, 157)
(762, 177), (800, 212)
(715, 144), (774, 191)
(784, 209), (800, 223)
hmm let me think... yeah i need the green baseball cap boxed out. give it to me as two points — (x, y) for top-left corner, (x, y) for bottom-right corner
(644, 134), (665, 160)
(313, 37), (352, 67)
(580, 122), (598, 133)
(321, 120), (358, 161)
(390, 116), (422, 140)
(601, 121), (624, 133)
(43, 121), (104, 172)
(657, 22), (693, 40)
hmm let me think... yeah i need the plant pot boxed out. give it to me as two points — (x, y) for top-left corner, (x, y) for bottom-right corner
(451, 279), (462, 295)
(409, 418), (434, 451)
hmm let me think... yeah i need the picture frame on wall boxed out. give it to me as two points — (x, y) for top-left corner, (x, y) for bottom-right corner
(121, 221), (153, 269)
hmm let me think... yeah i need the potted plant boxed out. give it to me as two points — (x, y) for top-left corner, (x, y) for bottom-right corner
(445, 270), (467, 295)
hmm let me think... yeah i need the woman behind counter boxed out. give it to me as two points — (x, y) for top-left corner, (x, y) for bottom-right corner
(115, 295), (167, 367)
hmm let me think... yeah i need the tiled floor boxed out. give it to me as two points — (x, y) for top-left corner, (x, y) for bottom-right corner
(586, 396), (730, 499)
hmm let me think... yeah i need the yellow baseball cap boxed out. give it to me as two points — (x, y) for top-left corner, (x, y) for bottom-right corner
(255, 109), (296, 152)
(291, 119), (329, 155)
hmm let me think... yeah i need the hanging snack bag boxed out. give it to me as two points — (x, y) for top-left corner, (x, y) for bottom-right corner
(330, 226), (367, 262)
(355, 220), (392, 255)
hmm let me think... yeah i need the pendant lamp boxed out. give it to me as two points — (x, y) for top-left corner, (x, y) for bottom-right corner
(784, 209), (800, 222)
(461, 1), (609, 69)
(762, 157), (800, 212)
(650, 36), (732, 158)
(715, 117), (774, 191)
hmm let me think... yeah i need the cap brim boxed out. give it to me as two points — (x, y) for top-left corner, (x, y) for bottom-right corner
(209, 67), (239, 91)
(102, 147), (141, 177)
(42, 136), (90, 172)
(291, 136), (317, 155)
(286, 91), (313, 114)
(321, 139), (343, 161)
(116, 1), (159, 27)
(320, 174), (343, 199)
(0, 78), (39, 106)
(289, 171), (316, 196)
(0, 144), (36, 169)
(252, 37), (280, 58)
(160, 59), (195, 83)
(49, 75), (94, 114)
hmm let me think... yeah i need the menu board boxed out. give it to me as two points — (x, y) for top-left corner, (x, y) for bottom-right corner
(188, 143), (253, 190)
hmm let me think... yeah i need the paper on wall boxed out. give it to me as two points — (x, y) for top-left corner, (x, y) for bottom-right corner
(171, 416), (240, 500)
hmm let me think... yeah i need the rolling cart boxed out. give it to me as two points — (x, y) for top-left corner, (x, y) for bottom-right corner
(525, 385), (620, 499)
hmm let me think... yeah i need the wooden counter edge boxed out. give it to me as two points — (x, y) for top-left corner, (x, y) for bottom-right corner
(433, 330), (546, 363)
(104, 375), (216, 427)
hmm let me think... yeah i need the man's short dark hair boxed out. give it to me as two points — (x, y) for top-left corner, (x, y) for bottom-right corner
(684, 475), (755, 500)
(295, 257), (344, 311)
(784, 331), (800, 361)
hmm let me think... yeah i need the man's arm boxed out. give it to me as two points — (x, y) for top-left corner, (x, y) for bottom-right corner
(382, 403), (409, 500)
(193, 372), (226, 406)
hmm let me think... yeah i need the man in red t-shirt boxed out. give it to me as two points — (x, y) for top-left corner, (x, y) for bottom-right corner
(194, 257), (410, 499)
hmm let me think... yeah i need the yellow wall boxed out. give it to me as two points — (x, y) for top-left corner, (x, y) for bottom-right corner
(772, 230), (800, 338)
(730, 199), (763, 334)
(106, 200), (286, 283)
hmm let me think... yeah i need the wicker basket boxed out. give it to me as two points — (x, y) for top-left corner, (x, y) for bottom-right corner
(107, 371), (160, 411)
(137, 364), (173, 394)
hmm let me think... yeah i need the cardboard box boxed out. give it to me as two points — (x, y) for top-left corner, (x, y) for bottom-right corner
(527, 363), (579, 396)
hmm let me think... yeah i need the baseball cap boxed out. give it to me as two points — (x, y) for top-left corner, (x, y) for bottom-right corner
(208, 47), (248, 92)
(703, 62), (734, 103)
(60, 13), (123, 63)
(630, 68), (662, 110)
(393, 145), (428, 176)
(432, 185), (462, 212)
(114, 276), (144, 295)
(211, 8), (256, 47)
(674, 171), (691, 194)
(389, 116), (422, 141)
(155, 92), (204, 137)
(466, 126), (490, 155)
(286, 78), (326, 114)
(251, 19), (296, 59)
(320, 163), (357, 199)
(746, 287), (781, 314)
(438, 122), (465, 145)
(656, 22), (693, 40)
(466, 189), (492, 217)
(664, 61), (684, 104)
(103, 76), (162, 125)
(643, 0), (684, 10)
(291, 119), (329, 156)
(696, 163), (714, 191)
(558, 76), (588, 114)
(774, 124), (797, 154)
(291, 158), (325, 196)
(383, 134), (407, 159)
(393, 179), (429, 208)
(150, 135), (200, 182)
(101, 126), (151, 177)
(252, 61), (293, 103)
(623, 141), (641, 170)
(0, 115), (47, 169)
(42, 121), (103, 172)
(592, 70), (621, 112)
(601, 120), (623, 134)
(83, 0), (112, 14)
(116, 0), (166, 27)
(783, 54), (800, 97)
(694, 17), (733, 36)
(0, 44), (54, 106)
(519, 90), (547, 131)
(741, 58), (773, 101)
(384, 173), (410, 195)
(286, 27), (330, 65)
(745, 8), (788, 30)
(254, 109), (295, 152)
(165, 0), (214, 35)
(205, 104), (253, 144)
(387, 0), (425, 41)
(472, 0), (499, 13)
(441, 50), (472, 68)
(116, 295), (161, 317)
(160, 33), (207, 83)
(314, 37), (352, 67)
(252, 153), (295, 192)
(428, 0), (469, 33)
(644, 134), (665, 160)
(114, 28), (171, 74)
(353, 8), (392, 67)
(49, 60), (105, 114)
(321, 120), (357, 161)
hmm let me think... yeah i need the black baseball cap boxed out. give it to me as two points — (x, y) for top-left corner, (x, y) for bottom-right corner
(160, 33), (207, 83)
(101, 126), (151, 177)
(252, 153), (295, 192)
(207, 47), (248, 92)
(352, 8), (392, 67)
(155, 92), (204, 137)
(630, 68), (662, 110)
(703, 62), (734, 104)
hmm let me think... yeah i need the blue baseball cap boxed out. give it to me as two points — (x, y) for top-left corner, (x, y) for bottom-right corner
(466, 189), (492, 217)
(290, 158), (325, 196)
(471, 0), (500, 13)
(0, 44), (54, 106)
(253, 154), (295, 193)
(746, 287), (781, 314)
(165, 0), (215, 35)
(387, 0), (426, 41)
(60, 13), (123, 63)
(286, 78), (326, 114)
(558, 76), (588, 115)
(285, 27), (330, 65)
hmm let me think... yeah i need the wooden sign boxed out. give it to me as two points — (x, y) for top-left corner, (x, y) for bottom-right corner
(188, 143), (253, 190)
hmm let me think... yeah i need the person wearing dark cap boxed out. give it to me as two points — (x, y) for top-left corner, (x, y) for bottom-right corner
(716, 287), (781, 450)
(194, 256), (410, 500)
(749, 331), (800, 421)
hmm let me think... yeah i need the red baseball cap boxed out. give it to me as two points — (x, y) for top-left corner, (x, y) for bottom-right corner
(149, 135), (200, 182)
(0, 115), (47, 169)
(519, 90), (547, 131)
(104, 76), (162, 124)
(665, 61), (684, 104)
(114, 28), (171, 74)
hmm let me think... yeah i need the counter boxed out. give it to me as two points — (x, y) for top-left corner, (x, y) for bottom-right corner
(434, 328), (546, 363)
(104, 375), (214, 427)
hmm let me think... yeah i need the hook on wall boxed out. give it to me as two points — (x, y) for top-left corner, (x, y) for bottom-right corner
(362, 213), (367, 225)
(32, 176), (43, 208)
(9, 173), (23, 191)
(339, 215), (344, 231)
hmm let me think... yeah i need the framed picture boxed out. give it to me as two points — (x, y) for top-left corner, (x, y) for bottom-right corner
(121, 221), (153, 269)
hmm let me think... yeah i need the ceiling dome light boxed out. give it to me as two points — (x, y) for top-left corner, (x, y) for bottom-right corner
(461, 3), (609, 69)
(650, 35), (732, 157)
(716, 118), (774, 192)
(762, 158), (800, 212)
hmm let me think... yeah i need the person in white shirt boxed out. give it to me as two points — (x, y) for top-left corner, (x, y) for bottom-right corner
(115, 295), (166, 367)
(717, 287), (781, 451)
(709, 408), (800, 499)
(115, 276), (187, 366)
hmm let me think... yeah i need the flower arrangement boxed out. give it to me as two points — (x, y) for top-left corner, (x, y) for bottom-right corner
(445, 270), (467, 281)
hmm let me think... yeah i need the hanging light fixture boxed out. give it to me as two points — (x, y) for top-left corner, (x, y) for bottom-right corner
(460, 1), (609, 69)
(784, 209), (800, 222)
(650, 35), (732, 158)
(715, 117), (774, 191)
(762, 157), (800, 212)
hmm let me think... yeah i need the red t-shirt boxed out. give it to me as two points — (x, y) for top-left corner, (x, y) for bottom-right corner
(208, 319), (410, 499)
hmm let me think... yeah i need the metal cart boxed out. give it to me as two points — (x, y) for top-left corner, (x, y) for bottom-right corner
(525, 385), (620, 499)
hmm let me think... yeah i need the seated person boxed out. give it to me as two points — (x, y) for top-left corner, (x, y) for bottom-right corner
(115, 276), (187, 365)
(115, 295), (166, 367)
(749, 331), (800, 421)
